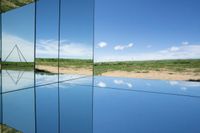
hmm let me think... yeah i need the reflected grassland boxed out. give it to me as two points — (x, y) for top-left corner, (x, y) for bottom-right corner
(36, 58), (93, 75)
(1, 0), (34, 13)
(0, 62), (34, 71)
(94, 59), (200, 81)
(0, 124), (22, 133)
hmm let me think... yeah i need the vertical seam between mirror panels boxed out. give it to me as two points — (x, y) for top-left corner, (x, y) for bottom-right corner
(92, 0), (95, 133)
(0, 3), (3, 127)
(58, 0), (61, 133)
(34, 0), (37, 133)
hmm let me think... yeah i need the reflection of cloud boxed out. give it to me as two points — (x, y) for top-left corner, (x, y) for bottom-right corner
(2, 33), (34, 62)
(97, 81), (107, 87)
(127, 83), (133, 88)
(113, 79), (133, 88)
(95, 44), (200, 62)
(37, 39), (92, 59)
(146, 83), (151, 86)
(181, 87), (188, 91)
(97, 41), (107, 48)
(169, 81), (200, 88)
(169, 81), (179, 85)
(114, 43), (133, 50)
(114, 79), (124, 84)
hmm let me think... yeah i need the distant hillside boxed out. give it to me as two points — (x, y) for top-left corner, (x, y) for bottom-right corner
(1, 0), (34, 13)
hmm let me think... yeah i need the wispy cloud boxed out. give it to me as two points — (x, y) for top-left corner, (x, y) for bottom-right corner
(95, 44), (200, 62)
(37, 39), (92, 59)
(114, 43), (133, 50)
(97, 41), (107, 48)
(182, 41), (189, 45)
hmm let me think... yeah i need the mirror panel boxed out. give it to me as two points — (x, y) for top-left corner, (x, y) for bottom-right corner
(59, 0), (94, 82)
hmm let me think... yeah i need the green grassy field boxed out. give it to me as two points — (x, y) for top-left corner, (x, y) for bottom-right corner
(0, 62), (34, 71)
(36, 58), (93, 68)
(1, 59), (200, 76)
(1, 0), (34, 13)
(0, 124), (22, 133)
(94, 59), (200, 75)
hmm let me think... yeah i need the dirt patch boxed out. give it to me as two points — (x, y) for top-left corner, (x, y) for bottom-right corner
(101, 70), (200, 81)
(36, 65), (92, 75)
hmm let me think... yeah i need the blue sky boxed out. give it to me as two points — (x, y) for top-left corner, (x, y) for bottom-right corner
(95, 0), (200, 62)
(2, 0), (200, 62)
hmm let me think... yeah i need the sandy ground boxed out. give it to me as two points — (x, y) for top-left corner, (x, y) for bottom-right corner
(36, 65), (92, 75)
(101, 70), (200, 81)
(36, 65), (199, 81)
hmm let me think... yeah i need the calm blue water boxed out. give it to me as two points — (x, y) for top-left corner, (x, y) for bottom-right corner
(1, 70), (200, 133)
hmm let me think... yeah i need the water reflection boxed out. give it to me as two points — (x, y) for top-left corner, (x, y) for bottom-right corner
(1, 76), (200, 133)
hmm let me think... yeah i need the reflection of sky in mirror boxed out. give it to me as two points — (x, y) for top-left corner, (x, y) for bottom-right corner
(94, 76), (200, 97)
(3, 89), (35, 133)
(94, 85), (200, 133)
(36, 0), (59, 58)
(1, 76), (200, 133)
(95, 0), (200, 62)
(2, 70), (34, 92)
(59, 83), (93, 133)
(36, 0), (93, 59)
(60, 0), (93, 59)
(2, 4), (34, 62)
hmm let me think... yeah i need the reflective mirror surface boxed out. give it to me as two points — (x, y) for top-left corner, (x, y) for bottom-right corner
(1, 0), (200, 133)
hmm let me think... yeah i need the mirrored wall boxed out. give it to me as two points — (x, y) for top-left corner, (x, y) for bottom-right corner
(1, 1), (35, 93)
(59, 0), (94, 82)
(35, 0), (94, 85)
(35, 0), (59, 85)
(1, 1), (35, 132)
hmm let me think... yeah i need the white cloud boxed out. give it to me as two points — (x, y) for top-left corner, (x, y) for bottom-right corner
(37, 39), (92, 59)
(97, 81), (107, 87)
(97, 41), (107, 48)
(114, 43), (134, 50)
(182, 41), (189, 45)
(95, 44), (200, 62)
(128, 43), (134, 47)
(2, 33), (34, 62)
(170, 46), (179, 52)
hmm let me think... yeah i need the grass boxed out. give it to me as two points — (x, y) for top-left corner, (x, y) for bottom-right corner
(1, 62), (34, 71)
(36, 58), (93, 69)
(1, 0), (34, 13)
(94, 59), (200, 75)
(1, 59), (200, 76)
(0, 124), (22, 133)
